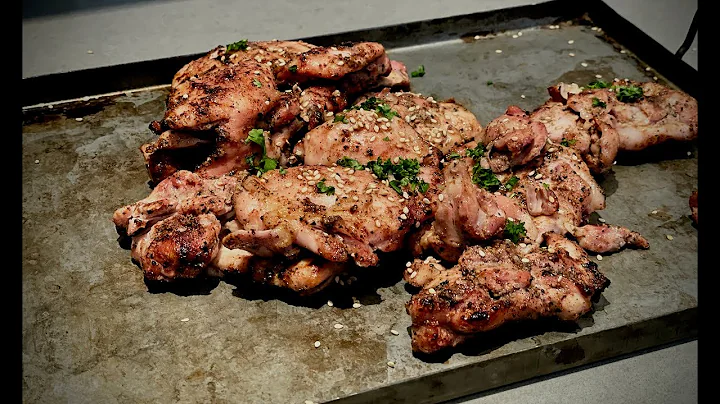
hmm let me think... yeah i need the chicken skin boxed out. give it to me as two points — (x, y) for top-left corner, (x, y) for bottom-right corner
(225, 165), (432, 268)
(404, 233), (609, 353)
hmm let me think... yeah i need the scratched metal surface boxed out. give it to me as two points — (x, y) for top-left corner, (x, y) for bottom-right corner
(22, 17), (698, 404)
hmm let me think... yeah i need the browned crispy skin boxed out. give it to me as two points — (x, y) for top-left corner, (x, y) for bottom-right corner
(572, 224), (649, 253)
(404, 234), (609, 353)
(131, 213), (221, 282)
(484, 105), (548, 173)
(248, 256), (346, 295)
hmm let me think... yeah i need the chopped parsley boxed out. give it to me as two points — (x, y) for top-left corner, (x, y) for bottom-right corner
(288, 65), (298, 73)
(410, 65), (426, 77)
(382, 136), (390, 141)
(504, 176), (519, 190)
(613, 85), (643, 103)
(486, 80), (494, 86)
(279, 167), (287, 175)
(592, 97), (607, 108)
(465, 143), (486, 159)
(336, 157), (364, 171)
(337, 156), (428, 195)
(446, 152), (462, 160)
(586, 80), (611, 89)
(560, 138), (577, 147)
(349, 97), (399, 120)
(542, 182), (550, 190)
(504, 219), (527, 244)
(471, 165), (502, 191)
(334, 114), (349, 123)
(316, 179), (335, 195)
(244, 129), (280, 175)
(226, 39), (248, 51)
(252, 79), (263, 88)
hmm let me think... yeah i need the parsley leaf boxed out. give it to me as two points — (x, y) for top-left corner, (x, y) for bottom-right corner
(613, 85), (643, 103)
(252, 79), (262, 88)
(592, 97), (607, 108)
(336, 157), (365, 171)
(471, 165), (502, 191)
(560, 138), (577, 147)
(382, 136), (390, 142)
(316, 179), (335, 195)
(410, 65), (426, 77)
(504, 219), (527, 243)
(334, 114), (349, 123)
(244, 129), (281, 175)
(288, 65), (298, 73)
(226, 39), (248, 51)
(486, 80), (494, 86)
(587, 80), (611, 89)
(542, 182), (550, 190)
(279, 167), (287, 175)
(504, 176), (519, 190)
(446, 152), (462, 160)
(350, 97), (399, 120)
(245, 128), (266, 151)
(465, 143), (486, 159)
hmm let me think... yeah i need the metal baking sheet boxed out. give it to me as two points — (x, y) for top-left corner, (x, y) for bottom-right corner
(22, 1), (698, 403)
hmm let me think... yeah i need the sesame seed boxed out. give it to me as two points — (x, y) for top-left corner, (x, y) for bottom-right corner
(645, 67), (651, 71)
(305, 400), (315, 404)
(75, 117), (84, 122)
(428, 288), (436, 294)
(513, 35), (518, 38)
(591, 26), (598, 31)
(375, 219), (381, 227)
(337, 60), (345, 66)
(308, 181), (316, 186)
(595, 74), (603, 78)
(598, 218), (606, 223)
(410, 272), (418, 279)
(687, 151), (692, 156)
(597, 254), (603, 261)
(352, 195), (359, 201)
(422, 198), (430, 204)
(374, 125), (379, 132)
(334, 323), (344, 329)
(568, 40), (574, 44)
(620, 49), (626, 54)
(534, 173), (543, 179)
(569, 53), (575, 57)
(521, 258), (530, 263)
(314, 341), (321, 348)
(403, 207), (410, 214)
(495, 49), (503, 53)
(474, 35), (481, 40)
(406, 261), (412, 268)
(520, 94), (526, 99)
(666, 235), (674, 240)
(651, 210), (658, 214)
(353, 302), (362, 308)
(518, 32), (523, 36)
(613, 161), (617, 165)
(34, 159), (39, 164)
(403, 192), (410, 200)
(400, 214), (408, 220)
(87, 50), (93, 54)
(327, 300), (334, 307)
(653, 76), (658, 81)
(391, 329), (400, 335)
(387, 361), (396, 368)
(581, 62), (588, 67)
(181, 318), (189, 322)
(301, 187), (308, 193)
(438, 194), (444, 202)
(528, 170), (536, 176)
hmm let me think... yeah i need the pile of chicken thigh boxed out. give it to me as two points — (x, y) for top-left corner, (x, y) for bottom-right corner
(113, 39), (698, 354)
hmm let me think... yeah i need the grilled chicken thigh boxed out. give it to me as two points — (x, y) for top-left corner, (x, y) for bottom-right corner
(358, 89), (485, 155)
(404, 233), (609, 353)
(484, 106), (548, 172)
(225, 165), (432, 268)
(113, 170), (240, 237)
